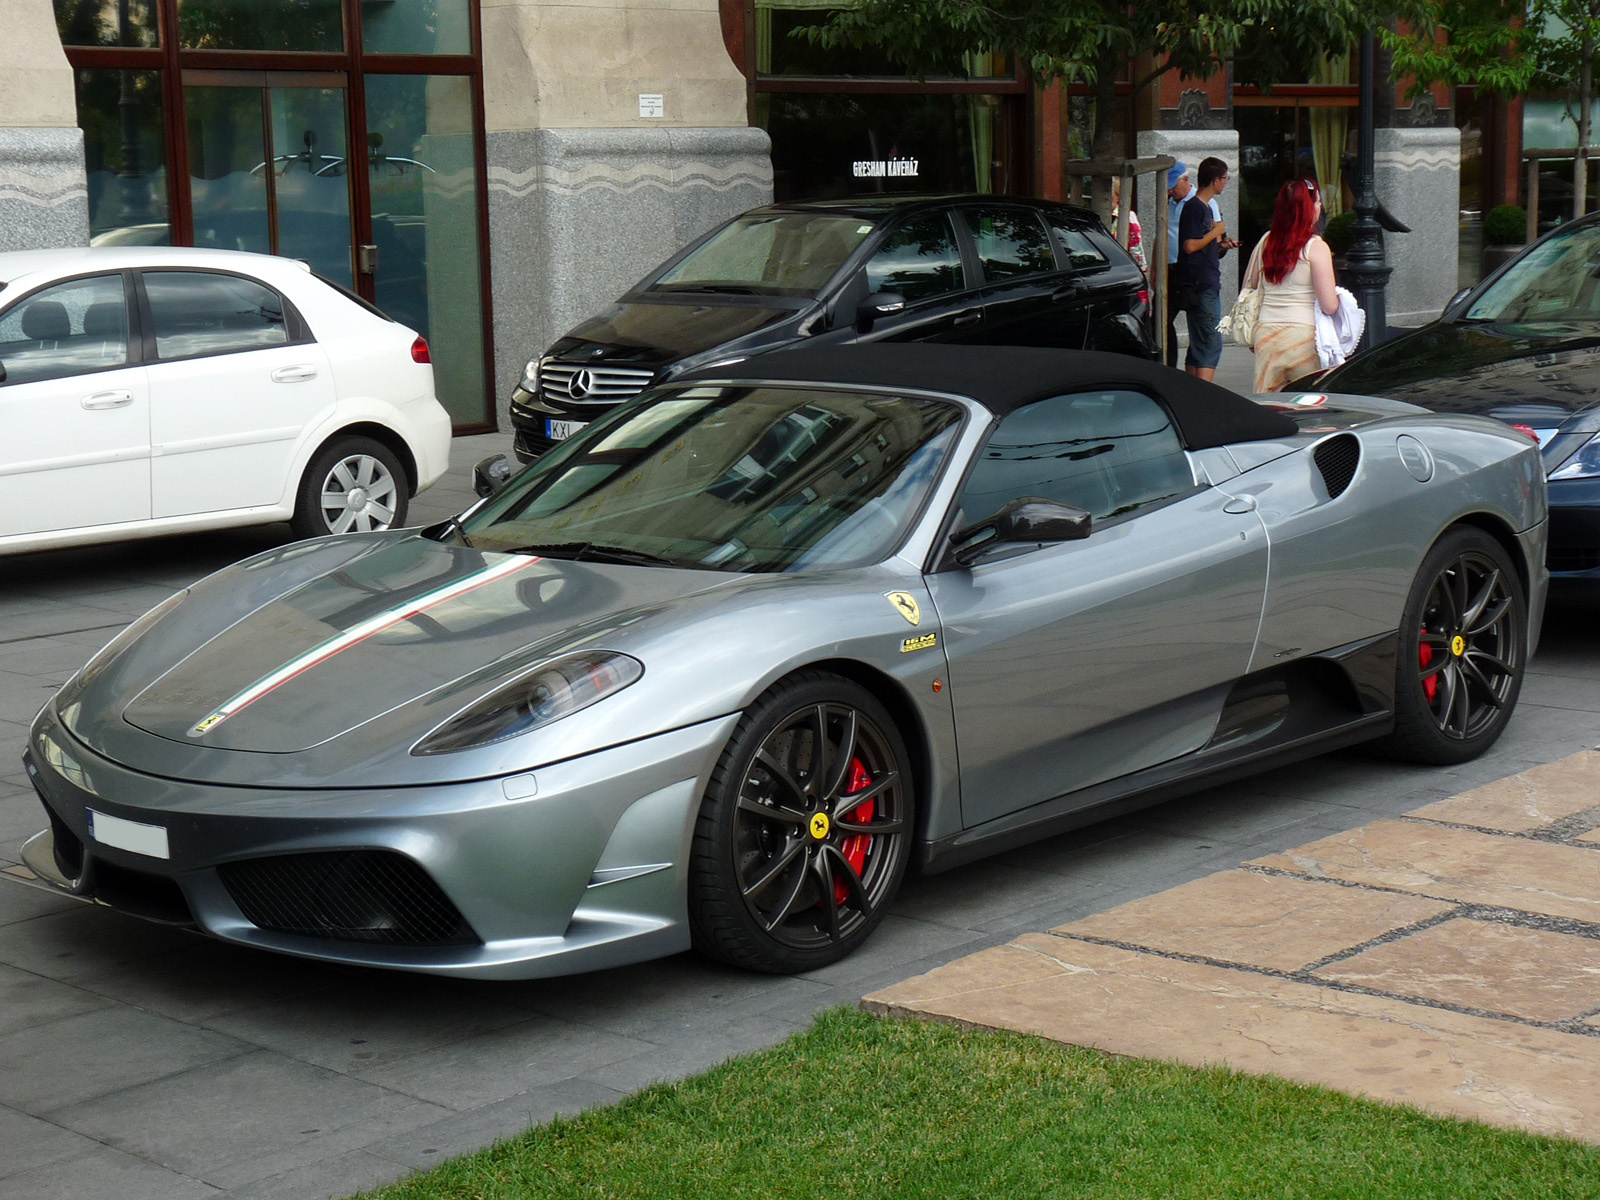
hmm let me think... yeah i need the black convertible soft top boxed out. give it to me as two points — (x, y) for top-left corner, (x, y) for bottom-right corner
(677, 344), (1298, 450)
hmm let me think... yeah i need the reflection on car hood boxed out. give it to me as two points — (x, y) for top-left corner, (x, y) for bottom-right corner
(107, 538), (736, 755)
(1322, 320), (1600, 422)
(553, 299), (799, 365)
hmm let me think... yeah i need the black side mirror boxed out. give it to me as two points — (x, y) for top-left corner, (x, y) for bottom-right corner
(855, 291), (907, 333)
(473, 454), (513, 498)
(1444, 287), (1472, 316)
(949, 497), (1091, 565)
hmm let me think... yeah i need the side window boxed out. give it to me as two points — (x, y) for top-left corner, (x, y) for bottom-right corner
(958, 390), (1193, 525)
(865, 212), (964, 302)
(961, 207), (1055, 282)
(0, 275), (129, 385)
(143, 271), (291, 360)
(1050, 219), (1110, 271)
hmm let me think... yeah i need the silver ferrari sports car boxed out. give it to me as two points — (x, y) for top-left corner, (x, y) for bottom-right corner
(22, 346), (1547, 979)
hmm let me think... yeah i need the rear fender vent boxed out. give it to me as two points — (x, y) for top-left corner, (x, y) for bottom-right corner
(218, 850), (480, 947)
(1314, 433), (1361, 499)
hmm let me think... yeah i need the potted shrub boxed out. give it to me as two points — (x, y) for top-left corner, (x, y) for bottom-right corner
(1482, 204), (1528, 275)
(1323, 211), (1357, 270)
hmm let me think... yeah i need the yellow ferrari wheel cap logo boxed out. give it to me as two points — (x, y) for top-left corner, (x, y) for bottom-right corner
(809, 812), (830, 840)
(885, 591), (921, 627)
(1451, 635), (1466, 657)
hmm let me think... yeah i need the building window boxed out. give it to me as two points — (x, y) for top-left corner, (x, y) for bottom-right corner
(76, 68), (171, 245)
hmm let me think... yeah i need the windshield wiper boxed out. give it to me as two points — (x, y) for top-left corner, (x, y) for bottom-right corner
(503, 541), (682, 567)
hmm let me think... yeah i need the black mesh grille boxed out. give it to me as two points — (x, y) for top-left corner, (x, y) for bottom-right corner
(1549, 547), (1600, 574)
(218, 851), (479, 947)
(1314, 434), (1360, 499)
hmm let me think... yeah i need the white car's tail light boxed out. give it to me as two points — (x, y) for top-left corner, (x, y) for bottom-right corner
(411, 336), (431, 364)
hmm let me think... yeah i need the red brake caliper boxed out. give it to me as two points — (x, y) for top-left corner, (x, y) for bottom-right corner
(835, 757), (875, 905)
(1419, 627), (1437, 702)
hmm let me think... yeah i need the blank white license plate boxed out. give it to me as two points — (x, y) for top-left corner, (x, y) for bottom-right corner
(546, 418), (587, 441)
(86, 809), (170, 859)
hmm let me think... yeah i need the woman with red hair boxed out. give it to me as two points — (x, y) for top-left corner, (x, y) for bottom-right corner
(1246, 178), (1342, 391)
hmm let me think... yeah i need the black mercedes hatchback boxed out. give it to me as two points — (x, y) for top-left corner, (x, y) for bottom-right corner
(1316, 211), (1600, 591)
(510, 195), (1155, 461)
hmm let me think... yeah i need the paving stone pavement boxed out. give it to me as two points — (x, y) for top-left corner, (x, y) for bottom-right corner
(2, 346), (1598, 1197)
(865, 751), (1600, 1144)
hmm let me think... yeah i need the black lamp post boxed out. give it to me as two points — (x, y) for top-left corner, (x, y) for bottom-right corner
(1343, 30), (1391, 351)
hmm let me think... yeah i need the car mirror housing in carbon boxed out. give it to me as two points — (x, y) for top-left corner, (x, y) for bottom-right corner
(473, 454), (513, 498)
(856, 291), (907, 333)
(949, 497), (1091, 566)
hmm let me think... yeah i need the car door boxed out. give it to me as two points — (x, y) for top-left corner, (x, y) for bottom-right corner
(957, 204), (1088, 348)
(139, 269), (337, 518)
(0, 272), (152, 538)
(924, 388), (1268, 827)
(831, 209), (985, 344)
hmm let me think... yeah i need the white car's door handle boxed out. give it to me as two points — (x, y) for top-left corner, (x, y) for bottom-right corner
(81, 390), (133, 410)
(1223, 495), (1258, 514)
(271, 365), (319, 383)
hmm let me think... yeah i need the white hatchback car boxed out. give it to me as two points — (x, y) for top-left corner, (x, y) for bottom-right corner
(0, 246), (452, 556)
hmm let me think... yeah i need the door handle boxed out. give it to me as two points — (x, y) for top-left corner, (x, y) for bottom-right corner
(952, 309), (982, 327)
(1223, 495), (1258, 514)
(81, 390), (133, 410)
(1051, 282), (1087, 302)
(271, 365), (319, 384)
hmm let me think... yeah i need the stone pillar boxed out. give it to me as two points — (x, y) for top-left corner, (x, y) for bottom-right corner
(1137, 129), (1242, 346)
(1374, 127), (1462, 326)
(480, 0), (773, 423)
(0, 0), (89, 251)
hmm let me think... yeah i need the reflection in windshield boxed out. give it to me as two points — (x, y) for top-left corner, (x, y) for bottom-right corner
(1466, 224), (1600, 324)
(463, 385), (962, 572)
(652, 214), (878, 297)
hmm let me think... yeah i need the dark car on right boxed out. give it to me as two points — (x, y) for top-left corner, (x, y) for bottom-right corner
(1317, 212), (1600, 590)
(509, 195), (1155, 462)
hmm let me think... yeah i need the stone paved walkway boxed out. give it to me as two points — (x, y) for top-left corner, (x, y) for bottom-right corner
(864, 751), (1600, 1143)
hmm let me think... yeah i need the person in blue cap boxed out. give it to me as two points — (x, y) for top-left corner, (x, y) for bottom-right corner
(1163, 161), (1191, 367)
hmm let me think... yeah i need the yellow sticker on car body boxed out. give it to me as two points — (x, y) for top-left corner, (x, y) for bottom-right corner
(901, 632), (938, 654)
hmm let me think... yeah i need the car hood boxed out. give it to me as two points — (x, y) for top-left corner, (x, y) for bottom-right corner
(552, 298), (800, 365)
(62, 535), (744, 779)
(1321, 320), (1600, 425)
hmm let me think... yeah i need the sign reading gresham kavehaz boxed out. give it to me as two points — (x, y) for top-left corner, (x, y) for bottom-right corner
(853, 158), (919, 178)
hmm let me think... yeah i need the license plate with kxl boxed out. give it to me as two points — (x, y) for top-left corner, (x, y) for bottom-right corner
(546, 418), (587, 441)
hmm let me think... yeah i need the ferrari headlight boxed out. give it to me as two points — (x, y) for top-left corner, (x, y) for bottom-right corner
(55, 589), (189, 715)
(1550, 432), (1600, 480)
(412, 651), (643, 755)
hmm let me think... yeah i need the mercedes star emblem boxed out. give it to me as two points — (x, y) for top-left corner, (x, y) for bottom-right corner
(567, 369), (594, 399)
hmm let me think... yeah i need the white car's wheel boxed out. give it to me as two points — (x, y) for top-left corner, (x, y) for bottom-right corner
(292, 437), (409, 539)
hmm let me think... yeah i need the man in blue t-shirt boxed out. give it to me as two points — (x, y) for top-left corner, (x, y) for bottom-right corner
(1173, 156), (1238, 382)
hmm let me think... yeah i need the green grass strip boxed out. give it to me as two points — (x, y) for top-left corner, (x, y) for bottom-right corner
(357, 1006), (1600, 1200)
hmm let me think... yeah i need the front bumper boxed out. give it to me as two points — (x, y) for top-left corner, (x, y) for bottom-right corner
(508, 385), (627, 463)
(21, 705), (739, 979)
(1548, 476), (1600, 580)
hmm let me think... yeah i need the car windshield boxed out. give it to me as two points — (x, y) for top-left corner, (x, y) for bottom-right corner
(649, 214), (879, 297)
(461, 385), (963, 572)
(1464, 222), (1600, 324)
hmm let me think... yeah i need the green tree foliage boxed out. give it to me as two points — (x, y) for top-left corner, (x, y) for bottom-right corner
(1388, 1), (1600, 217)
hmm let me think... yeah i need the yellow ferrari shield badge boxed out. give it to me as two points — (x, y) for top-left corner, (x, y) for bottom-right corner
(1451, 635), (1466, 657)
(809, 812), (831, 840)
(885, 591), (921, 627)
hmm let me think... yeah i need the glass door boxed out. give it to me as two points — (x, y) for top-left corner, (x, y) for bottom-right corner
(182, 71), (355, 287)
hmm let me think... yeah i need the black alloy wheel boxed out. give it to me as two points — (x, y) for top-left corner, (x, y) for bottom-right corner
(1376, 526), (1526, 764)
(689, 671), (913, 973)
